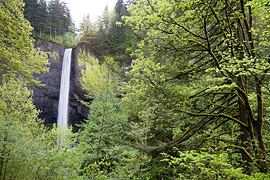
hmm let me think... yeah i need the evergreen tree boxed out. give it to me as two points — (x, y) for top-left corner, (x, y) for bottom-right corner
(110, 0), (137, 61)
(92, 1), (138, 62)
(36, 0), (49, 36)
(107, 0), (129, 58)
(79, 14), (95, 35)
(79, 14), (97, 44)
(23, 0), (72, 37)
(23, 0), (39, 35)
(94, 6), (111, 56)
(48, 0), (64, 36)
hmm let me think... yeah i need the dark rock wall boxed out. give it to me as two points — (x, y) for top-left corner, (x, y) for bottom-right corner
(32, 40), (92, 125)
(69, 43), (92, 125)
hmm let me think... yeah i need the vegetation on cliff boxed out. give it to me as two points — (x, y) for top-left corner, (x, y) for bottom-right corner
(23, 0), (78, 48)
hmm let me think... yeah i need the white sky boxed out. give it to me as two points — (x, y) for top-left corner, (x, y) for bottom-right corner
(59, 0), (118, 28)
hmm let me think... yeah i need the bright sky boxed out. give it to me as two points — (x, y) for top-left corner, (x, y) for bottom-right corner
(59, 0), (118, 28)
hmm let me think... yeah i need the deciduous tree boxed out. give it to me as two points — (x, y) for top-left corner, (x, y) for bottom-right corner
(0, 0), (48, 84)
(124, 0), (270, 174)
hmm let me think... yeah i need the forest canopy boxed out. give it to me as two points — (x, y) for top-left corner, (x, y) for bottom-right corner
(122, 0), (270, 176)
(23, 0), (73, 37)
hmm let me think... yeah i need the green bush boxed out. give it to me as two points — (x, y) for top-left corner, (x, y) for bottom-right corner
(161, 150), (270, 180)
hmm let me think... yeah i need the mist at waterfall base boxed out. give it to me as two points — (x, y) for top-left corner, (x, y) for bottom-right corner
(57, 49), (72, 129)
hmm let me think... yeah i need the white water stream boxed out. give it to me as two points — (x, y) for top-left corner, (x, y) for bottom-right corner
(57, 48), (72, 129)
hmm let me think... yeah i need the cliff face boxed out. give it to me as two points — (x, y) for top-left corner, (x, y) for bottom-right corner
(32, 40), (92, 125)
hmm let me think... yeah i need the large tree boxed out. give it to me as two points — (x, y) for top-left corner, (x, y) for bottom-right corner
(124, 0), (270, 174)
(48, 0), (72, 36)
(24, 0), (73, 37)
(0, 0), (48, 84)
(92, 1), (138, 62)
(23, 0), (39, 31)
(23, 0), (49, 36)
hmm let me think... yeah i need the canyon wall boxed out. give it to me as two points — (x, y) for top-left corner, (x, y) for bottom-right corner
(32, 40), (93, 125)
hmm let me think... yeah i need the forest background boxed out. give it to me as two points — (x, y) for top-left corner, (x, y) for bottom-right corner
(0, 0), (270, 179)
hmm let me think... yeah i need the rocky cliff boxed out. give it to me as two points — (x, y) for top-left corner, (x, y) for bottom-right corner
(32, 40), (93, 125)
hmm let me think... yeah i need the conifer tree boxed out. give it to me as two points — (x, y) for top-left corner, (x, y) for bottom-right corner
(23, 0), (72, 37)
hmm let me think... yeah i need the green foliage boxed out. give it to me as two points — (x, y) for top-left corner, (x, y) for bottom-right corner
(36, 25), (78, 48)
(79, 15), (96, 35)
(24, 0), (77, 48)
(54, 26), (79, 48)
(0, 79), (43, 179)
(24, 0), (48, 36)
(0, 79), (83, 179)
(0, 0), (49, 85)
(35, 124), (83, 180)
(78, 0), (139, 63)
(78, 52), (117, 97)
(0, 1), (83, 179)
(79, 88), (128, 160)
(79, 81), (130, 178)
(77, 52), (153, 179)
(24, 0), (73, 36)
(80, 146), (151, 179)
(123, 0), (270, 175)
(2, 0), (270, 179)
(162, 150), (270, 180)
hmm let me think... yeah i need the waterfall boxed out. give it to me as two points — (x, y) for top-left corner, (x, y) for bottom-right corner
(57, 48), (72, 129)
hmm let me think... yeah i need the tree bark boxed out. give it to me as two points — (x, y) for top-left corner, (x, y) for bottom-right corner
(254, 77), (268, 173)
(238, 80), (254, 174)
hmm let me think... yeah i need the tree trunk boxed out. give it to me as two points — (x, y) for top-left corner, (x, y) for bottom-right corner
(238, 92), (254, 174)
(254, 78), (268, 173)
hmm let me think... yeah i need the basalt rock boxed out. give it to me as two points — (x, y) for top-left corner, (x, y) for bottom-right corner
(32, 40), (94, 126)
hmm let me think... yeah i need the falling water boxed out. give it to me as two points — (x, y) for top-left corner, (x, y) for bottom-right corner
(57, 48), (72, 129)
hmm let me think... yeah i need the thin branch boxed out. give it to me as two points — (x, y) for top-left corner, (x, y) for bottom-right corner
(222, 144), (261, 169)
(178, 109), (248, 127)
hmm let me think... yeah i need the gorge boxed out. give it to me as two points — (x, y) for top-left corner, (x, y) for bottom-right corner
(32, 40), (95, 127)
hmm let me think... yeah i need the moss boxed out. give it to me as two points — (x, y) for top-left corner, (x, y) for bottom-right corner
(35, 38), (65, 48)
